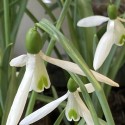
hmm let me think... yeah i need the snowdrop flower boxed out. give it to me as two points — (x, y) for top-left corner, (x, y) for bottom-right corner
(77, 4), (125, 70)
(6, 55), (51, 125)
(20, 81), (95, 125)
(6, 28), (50, 125)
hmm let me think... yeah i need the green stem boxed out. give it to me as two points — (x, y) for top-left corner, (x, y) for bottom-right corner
(37, 0), (56, 22)
(54, 109), (65, 125)
(46, 0), (72, 56)
(0, 0), (19, 16)
(104, 45), (125, 96)
(3, 0), (10, 47)
(25, 91), (37, 116)
(25, 9), (38, 23)
(67, 13), (80, 51)
(11, 0), (28, 43)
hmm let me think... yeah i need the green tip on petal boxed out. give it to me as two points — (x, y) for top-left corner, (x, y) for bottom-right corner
(37, 75), (48, 90)
(118, 35), (125, 46)
(68, 109), (78, 120)
(67, 78), (78, 92)
(107, 4), (117, 19)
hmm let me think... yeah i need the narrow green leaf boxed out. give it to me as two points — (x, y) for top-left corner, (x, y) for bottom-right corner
(77, 0), (96, 68)
(11, 0), (28, 42)
(78, 119), (86, 125)
(25, 91), (37, 116)
(0, 43), (13, 110)
(37, 0), (56, 22)
(54, 109), (65, 125)
(3, 0), (10, 46)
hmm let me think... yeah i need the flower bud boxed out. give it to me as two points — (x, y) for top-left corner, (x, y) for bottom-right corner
(67, 78), (78, 92)
(107, 4), (117, 20)
(26, 27), (42, 54)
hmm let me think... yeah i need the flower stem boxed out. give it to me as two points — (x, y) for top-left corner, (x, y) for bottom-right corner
(45, 0), (72, 56)
(25, 91), (37, 116)
(54, 109), (65, 125)
(3, 0), (10, 47)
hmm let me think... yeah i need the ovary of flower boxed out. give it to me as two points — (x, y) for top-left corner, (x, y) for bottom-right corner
(6, 53), (51, 125)
(20, 83), (94, 125)
(77, 16), (125, 70)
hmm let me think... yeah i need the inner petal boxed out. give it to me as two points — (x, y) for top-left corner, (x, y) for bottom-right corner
(114, 19), (125, 46)
(65, 92), (80, 121)
(30, 54), (51, 92)
(68, 109), (78, 121)
(37, 75), (48, 90)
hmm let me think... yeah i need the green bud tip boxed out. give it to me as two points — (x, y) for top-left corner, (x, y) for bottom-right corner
(107, 4), (117, 20)
(26, 26), (43, 54)
(67, 78), (78, 92)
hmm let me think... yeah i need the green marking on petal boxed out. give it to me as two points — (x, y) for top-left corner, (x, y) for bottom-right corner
(119, 35), (125, 45)
(68, 109), (78, 120)
(37, 75), (48, 90)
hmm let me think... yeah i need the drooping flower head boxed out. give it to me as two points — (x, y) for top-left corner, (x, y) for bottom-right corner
(77, 4), (125, 70)
(20, 78), (95, 125)
(6, 27), (50, 125)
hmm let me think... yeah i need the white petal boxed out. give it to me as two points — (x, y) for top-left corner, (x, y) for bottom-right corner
(6, 64), (34, 125)
(93, 28), (114, 70)
(40, 52), (119, 87)
(65, 92), (80, 121)
(20, 92), (69, 125)
(77, 83), (95, 93)
(77, 16), (109, 27)
(30, 54), (51, 92)
(10, 55), (27, 67)
(42, 0), (51, 3)
(74, 92), (94, 125)
(91, 70), (119, 87)
(114, 19), (125, 46)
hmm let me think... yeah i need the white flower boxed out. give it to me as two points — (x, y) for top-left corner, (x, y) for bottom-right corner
(6, 52), (51, 125)
(20, 83), (95, 125)
(7, 51), (119, 125)
(77, 16), (125, 70)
